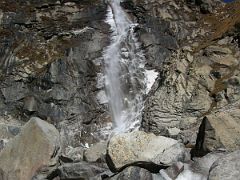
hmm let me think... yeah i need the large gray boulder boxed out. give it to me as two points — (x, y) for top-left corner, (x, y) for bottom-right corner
(209, 150), (240, 180)
(0, 117), (61, 180)
(106, 131), (188, 172)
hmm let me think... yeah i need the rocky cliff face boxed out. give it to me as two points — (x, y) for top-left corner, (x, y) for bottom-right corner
(0, 0), (111, 150)
(123, 0), (240, 153)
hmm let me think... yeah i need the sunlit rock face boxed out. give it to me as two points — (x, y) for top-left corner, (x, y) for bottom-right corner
(124, 0), (240, 148)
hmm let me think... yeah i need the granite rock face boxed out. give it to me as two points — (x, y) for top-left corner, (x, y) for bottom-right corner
(0, 117), (61, 180)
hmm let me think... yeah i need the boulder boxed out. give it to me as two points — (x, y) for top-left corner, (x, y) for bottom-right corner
(160, 162), (184, 180)
(0, 117), (61, 180)
(109, 166), (154, 180)
(57, 162), (107, 180)
(1, 82), (29, 103)
(193, 108), (240, 155)
(63, 146), (85, 162)
(106, 131), (188, 172)
(84, 141), (107, 162)
(160, 152), (224, 180)
(192, 152), (226, 176)
(209, 150), (240, 180)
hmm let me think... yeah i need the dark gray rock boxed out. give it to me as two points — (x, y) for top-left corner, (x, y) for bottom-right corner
(1, 82), (28, 103)
(57, 162), (107, 180)
(186, 0), (223, 13)
(109, 166), (154, 180)
(0, 0), (110, 152)
(144, 46), (171, 68)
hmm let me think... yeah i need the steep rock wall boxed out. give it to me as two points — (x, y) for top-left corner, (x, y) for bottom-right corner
(0, 0), (110, 149)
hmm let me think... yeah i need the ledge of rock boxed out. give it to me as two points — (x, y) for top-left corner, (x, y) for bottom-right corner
(0, 117), (61, 180)
(106, 131), (188, 173)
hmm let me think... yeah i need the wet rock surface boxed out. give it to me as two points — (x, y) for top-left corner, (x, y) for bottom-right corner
(84, 141), (107, 163)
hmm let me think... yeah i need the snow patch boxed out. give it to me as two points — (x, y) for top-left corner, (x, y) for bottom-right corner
(145, 69), (158, 93)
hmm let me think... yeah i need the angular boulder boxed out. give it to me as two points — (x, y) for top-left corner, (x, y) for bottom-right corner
(109, 166), (154, 180)
(0, 117), (61, 180)
(193, 108), (240, 155)
(160, 162), (184, 180)
(63, 146), (85, 162)
(106, 131), (188, 172)
(175, 152), (225, 180)
(209, 150), (240, 180)
(84, 141), (107, 162)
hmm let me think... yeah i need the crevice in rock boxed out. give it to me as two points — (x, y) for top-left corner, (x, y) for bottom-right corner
(105, 152), (168, 173)
(190, 117), (210, 158)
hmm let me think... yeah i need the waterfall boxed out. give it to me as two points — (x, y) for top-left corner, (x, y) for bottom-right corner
(103, 0), (158, 132)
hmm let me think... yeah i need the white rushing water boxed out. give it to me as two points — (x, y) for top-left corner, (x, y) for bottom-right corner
(103, 0), (158, 132)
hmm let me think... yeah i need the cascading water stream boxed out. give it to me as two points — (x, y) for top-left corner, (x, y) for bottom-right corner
(103, 0), (158, 133)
